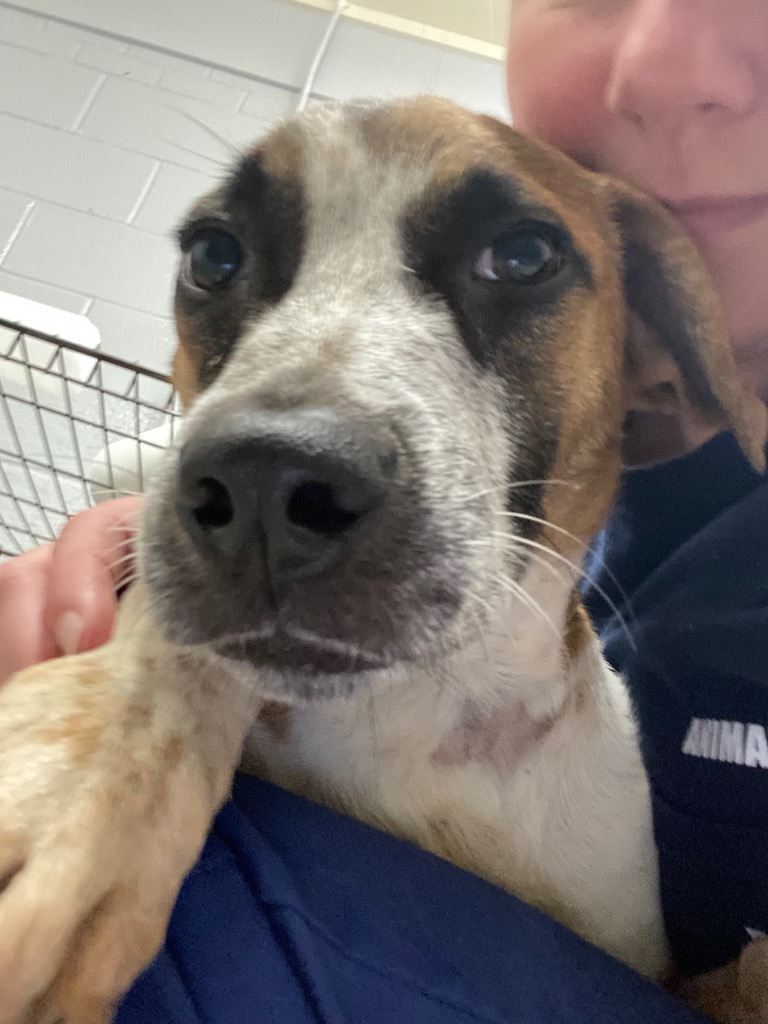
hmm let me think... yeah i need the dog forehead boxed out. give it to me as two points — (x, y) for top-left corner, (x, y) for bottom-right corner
(240, 97), (606, 238)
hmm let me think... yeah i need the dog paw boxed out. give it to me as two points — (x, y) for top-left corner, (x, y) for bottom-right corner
(738, 939), (768, 1021)
(0, 651), (218, 1024)
(674, 939), (768, 1024)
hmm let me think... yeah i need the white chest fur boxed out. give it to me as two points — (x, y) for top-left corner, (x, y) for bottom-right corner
(242, 584), (669, 980)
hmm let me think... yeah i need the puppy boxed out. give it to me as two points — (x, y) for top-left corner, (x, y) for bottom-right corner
(0, 97), (765, 1024)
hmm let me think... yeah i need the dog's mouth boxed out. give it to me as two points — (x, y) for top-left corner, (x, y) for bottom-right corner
(200, 623), (400, 701)
(144, 547), (467, 700)
(212, 627), (390, 677)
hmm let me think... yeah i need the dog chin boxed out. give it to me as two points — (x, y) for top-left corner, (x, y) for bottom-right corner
(151, 611), (404, 702)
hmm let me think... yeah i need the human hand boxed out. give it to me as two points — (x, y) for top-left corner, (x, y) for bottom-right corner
(0, 496), (142, 685)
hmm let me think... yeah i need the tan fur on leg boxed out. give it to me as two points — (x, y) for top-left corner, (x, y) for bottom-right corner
(0, 586), (260, 1024)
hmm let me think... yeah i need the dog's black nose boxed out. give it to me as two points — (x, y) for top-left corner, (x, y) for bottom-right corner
(176, 409), (397, 591)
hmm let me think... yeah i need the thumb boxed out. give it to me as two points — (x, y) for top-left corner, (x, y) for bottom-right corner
(43, 496), (143, 656)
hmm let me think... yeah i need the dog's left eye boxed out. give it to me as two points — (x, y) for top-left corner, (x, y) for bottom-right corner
(474, 225), (565, 285)
(186, 228), (243, 290)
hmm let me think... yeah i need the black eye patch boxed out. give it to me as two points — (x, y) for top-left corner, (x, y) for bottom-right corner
(173, 152), (307, 389)
(401, 167), (592, 369)
(404, 167), (589, 292)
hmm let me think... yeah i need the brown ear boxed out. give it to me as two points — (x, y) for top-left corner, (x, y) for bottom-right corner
(610, 181), (768, 470)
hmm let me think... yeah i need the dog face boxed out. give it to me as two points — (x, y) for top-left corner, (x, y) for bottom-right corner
(141, 97), (765, 700)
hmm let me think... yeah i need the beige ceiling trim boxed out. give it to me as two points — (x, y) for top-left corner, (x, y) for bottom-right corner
(292, 0), (506, 61)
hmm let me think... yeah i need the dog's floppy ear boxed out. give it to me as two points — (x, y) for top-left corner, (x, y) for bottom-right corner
(610, 181), (768, 470)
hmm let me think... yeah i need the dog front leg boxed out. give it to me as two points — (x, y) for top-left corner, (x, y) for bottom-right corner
(0, 583), (261, 1024)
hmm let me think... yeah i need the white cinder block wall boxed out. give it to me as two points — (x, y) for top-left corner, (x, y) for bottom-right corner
(0, 0), (507, 374)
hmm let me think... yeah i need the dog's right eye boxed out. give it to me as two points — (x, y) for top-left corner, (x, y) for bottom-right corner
(185, 228), (243, 291)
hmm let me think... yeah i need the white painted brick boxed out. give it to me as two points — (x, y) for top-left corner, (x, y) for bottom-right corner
(75, 44), (164, 85)
(223, 90), (295, 137)
(125, 45), (210, 77)
(0, 188), (31, 255)
(39, 20), (128, 59)
(119, 5), (322, 89)
(158, 69), (245, 109)
(88, 300), (176, 373)
(0, 43), (102, 128)
(4, 204), (177, 317)
(79, 77), (234, 172)
(0, 269), (90, 315)
(240, 81), (300, 122)
(209, 68), (258, 90)
(0, 7), (47, 52)
(313, 21), (508, 118)
(428, 48), (508, 120)
(313, 22), (444, 100)
(132, 164), (218, 237)
(0, 114), (157, 221)
(80, 77), (291, 172)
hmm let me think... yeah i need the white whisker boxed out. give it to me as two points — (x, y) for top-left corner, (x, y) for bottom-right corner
(116, 571), (140, 591)
(461, 591), (493, 660)
(509, 534), (636, 651)
(500, 510), (633, 613)
(106, 551), (137, 571)
(90, 487), (144, 500)
(158, 101), (239, 158)
(507, 479), (580, 491)
(161, 139), (230, 169)
(458, 479), (578, 506)
(493, 571), (561, 645)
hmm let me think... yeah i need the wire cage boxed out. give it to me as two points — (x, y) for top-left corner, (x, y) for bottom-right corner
(0, 316), (180, 559)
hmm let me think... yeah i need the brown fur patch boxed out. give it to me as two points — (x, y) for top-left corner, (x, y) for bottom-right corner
(537, 260), (626, 551)
(257, 701), (293, 743)
(163, 736), (184, 770)
(564, 592), (594, 661)
(255, 120), (306, 183)
(171, 340), (200, 409)
(32, 665), (111, 765)
(36, 714), (102, 765)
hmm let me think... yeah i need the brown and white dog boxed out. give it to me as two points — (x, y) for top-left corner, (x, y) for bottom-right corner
(0, 97), (766, 1024)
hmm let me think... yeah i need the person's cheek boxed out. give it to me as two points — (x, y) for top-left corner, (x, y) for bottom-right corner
(507, 10), (614, 160)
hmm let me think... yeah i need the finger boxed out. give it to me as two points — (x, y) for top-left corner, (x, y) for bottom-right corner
(43, 497), (143, 656)
(0, 545), (58, 683)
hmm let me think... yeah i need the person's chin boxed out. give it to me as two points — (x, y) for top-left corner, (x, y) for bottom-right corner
(672, 194), (768, 244)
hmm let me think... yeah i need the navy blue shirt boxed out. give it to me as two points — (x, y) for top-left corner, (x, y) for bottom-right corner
(117, 777), (707, 1024)
(584, 430), (768, 977)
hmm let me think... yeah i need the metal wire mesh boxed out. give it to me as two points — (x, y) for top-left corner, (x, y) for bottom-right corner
(0, 317), (180, 558)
